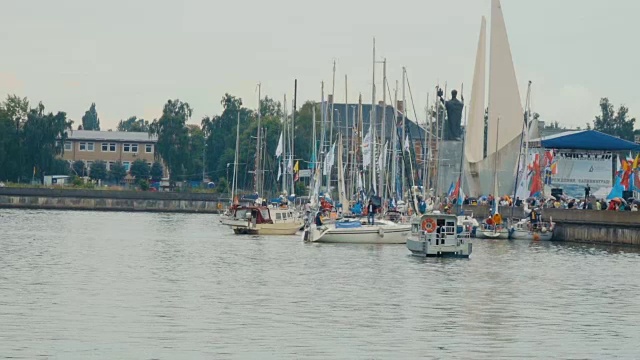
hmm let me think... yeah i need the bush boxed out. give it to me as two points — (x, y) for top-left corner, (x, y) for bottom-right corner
(138, 179), (150, 191)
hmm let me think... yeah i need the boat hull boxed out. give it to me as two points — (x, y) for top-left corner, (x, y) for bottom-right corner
(222, 219), (302, 236)
(510, 229), (553, 241)
(476, 229), (510, 239)
(306, 225), (411, 244)
(406, 238), (472, 258)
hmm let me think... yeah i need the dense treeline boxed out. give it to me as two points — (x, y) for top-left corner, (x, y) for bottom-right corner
(0, 93), (318, 195)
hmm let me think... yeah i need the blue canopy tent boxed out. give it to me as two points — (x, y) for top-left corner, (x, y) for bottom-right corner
(529, 130), (640, 151)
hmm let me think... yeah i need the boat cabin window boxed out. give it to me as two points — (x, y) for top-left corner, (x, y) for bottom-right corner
(412, 224), (420, 233)
(276, 213), (282, 220)
(282, 212), (287, 219)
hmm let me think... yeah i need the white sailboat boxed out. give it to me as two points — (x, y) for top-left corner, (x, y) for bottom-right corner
(465, 0), (525, 198)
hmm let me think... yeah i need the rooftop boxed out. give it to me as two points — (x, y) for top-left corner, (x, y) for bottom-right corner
(66, 130), (157, 142)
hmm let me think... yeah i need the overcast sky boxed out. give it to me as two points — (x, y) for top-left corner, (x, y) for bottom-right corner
(0, 0), (638, 130)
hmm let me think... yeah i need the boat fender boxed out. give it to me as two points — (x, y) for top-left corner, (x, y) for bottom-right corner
(541, 227), (547, 233)
(217, 202), (223, 210)
(378, 227), (384, 237)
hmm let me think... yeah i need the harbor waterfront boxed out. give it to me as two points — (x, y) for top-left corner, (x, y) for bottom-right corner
(1, 209), (639, 358)
(1, 188), (638, 246)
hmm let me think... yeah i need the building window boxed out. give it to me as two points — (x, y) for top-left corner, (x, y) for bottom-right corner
(79, 142), (94, 151)
(123, 143), (138, 153)
(101, 143), (117, 152)
(145, 144), (153, 153)
(64, 141), (72, 151)
(108, 161), (115, 170)
(123, 161), (131, 172)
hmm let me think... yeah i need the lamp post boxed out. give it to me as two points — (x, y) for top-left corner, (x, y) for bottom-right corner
(202, 143), (207, 183)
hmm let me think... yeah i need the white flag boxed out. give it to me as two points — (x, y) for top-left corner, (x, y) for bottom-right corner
(378, 141), (387, 171)
(323, 141), (336, 175)
(404, 135), (410, 152)
(362, 126), (372, 168)
(277, 162), (282, 180)
(287, 156), (293, 173)
(275, 132), (283, 158)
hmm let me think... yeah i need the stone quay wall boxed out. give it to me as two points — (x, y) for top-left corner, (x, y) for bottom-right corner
(462, 205), (640, 246)
(0, 188), (226, 214)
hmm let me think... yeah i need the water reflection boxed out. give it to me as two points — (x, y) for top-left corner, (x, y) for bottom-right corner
(0, 209), (638, 359)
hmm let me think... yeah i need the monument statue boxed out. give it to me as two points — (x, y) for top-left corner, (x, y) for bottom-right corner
(438, 88), (464, 141)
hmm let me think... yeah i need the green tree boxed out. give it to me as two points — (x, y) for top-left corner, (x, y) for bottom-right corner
(216, 177), (229, 194)
(117, 116), (149, 132)
(149, 99), (192, 183)
(72, 160), (86, 176)
(150, 162), (164, 181)
(109, 161), (126, 184)
(129, 159), (150, 182)
(82, 103), (100, 130)
(593, 98), (636, 141)
(185, 125), (205, 181)
(89, 160), (108, 181)
(294, 181), (308, 196)
(23, 103), (73, 178)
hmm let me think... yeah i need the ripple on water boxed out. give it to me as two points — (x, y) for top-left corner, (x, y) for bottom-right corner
(0, 209), (639, 359)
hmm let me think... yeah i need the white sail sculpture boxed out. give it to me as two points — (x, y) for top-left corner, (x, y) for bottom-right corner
(466, 0), (525, 197)
(464, 16), (487, 197)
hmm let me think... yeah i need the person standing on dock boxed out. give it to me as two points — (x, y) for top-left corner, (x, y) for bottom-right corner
(584, 184), (591, 200)
(367, 200), (377, 225)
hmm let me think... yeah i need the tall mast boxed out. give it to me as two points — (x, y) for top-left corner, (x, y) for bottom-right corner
(231, 112), (240, 203)
(320, 82), (326, 191)
(492, 116), (500, 214)
(255, 83), (262, 195)
(401, 67), (407, 198)
(392, 80), (398, 201)
(456, 85), (467, 215)
(345, 74), (350, 200)
(370, 38), (376, 195)
(433, 85), (440, 199)
(379, 58), (387, 201)
(282, 95), (287, 193)
(423, 95), (430, 196)
(327, 61), (336, 195)
(292, 79), (297, 195)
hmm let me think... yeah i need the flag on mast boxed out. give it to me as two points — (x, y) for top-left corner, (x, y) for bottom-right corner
(293, 161), (300, 181)
(404, 135), (410, 152)
(275, 132), (283, 158)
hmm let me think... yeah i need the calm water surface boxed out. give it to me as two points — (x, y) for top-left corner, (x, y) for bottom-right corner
(1, 209), (639, 359)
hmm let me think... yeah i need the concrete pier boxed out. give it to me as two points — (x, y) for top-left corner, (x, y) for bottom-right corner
(0, 188), (226, 214)
(462, 205), (640, 246)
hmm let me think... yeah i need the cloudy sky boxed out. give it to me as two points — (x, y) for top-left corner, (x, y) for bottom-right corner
(0, 0), (638, 130)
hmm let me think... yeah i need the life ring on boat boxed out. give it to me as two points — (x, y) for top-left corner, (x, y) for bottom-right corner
(217, 202), (223, 210)
(421, 218), (436, 233)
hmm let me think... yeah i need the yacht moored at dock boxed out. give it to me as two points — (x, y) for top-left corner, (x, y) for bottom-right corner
(406, 214), (472, 258)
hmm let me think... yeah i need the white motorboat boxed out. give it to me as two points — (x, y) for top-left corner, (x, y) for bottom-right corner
(221, 205), (303, 235)
(510, 218), (554, 241)
(302, 218), (411, 244)
(476, 223), (510, 239)
(406, 214), (472, 258)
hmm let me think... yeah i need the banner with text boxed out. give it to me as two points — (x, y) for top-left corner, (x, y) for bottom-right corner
(551, 152), (613, 188)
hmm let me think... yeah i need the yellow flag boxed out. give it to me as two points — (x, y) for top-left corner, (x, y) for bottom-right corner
(293, 161), (299, 172)
(634, 154), (639, 169)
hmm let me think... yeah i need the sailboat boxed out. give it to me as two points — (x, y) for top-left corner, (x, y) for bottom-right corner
(465, 0), (524, 200)
(302, 133), (411, 243)
(476, 116), (510, 239)
(221, 102), (303, 235)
